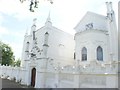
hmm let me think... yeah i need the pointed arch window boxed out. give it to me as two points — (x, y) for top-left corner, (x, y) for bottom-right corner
(25, 42), (29, 52)
(97, 46), (103, 61)
(82, 47), (87, 61)
(74, 52), (76, 60)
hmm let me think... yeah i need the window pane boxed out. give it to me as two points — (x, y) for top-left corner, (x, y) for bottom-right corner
(97, 46), (103, 61)
(74, 53), (76, 60)
(82, 47), (87, 61)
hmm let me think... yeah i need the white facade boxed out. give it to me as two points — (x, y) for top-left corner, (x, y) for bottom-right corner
(21, 14), (75, 67)
(74, 10), (118, 64)
(74, 2), (118, 66)
(0, 2), (119, 88)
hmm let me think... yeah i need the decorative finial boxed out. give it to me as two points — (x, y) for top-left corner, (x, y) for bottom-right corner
(46, 11), (51, 22)
(26, 29), (28, 35)
(25, 28), (28, 36)
(106, 2), (114, 21)
(106, 2), (113, 14)
(45, 11), (52, 26)
(33, 18), (37, 25)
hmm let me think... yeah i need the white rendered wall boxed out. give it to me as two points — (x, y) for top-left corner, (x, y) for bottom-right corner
(75, 29), (109, 65)
(29, 25), (75, 65)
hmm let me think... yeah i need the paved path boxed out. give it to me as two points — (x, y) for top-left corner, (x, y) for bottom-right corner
(1, 78), (56, 90)
(1, 78), (34, 89)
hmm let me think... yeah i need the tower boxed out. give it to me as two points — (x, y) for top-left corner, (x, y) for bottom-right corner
(43, 12), (51, 57)
(30, 18), (37, 40)
(106, 2), (118, 61)
(21, 29), (30, 67)
(30, 18), (37, 58)
(106, 2), (114, 21)
(21, 18), (37, 67)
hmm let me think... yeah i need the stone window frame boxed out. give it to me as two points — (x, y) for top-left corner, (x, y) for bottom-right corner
(97, 46), (103, 61)
(81, 47), (87, 61)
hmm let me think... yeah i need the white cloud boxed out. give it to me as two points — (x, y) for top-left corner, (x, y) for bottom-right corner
(0, 27), (9, 35)
(0, 0), (35, 21)
(0, 0), (52, 21)
(0, 0), (23, 15)
(0, 27), (25, 59)
(0, 0), (118, 22)
(0, 26), (25, 39)
(0, 14), (9, 38)
(0, 14), (4, 25)
(0, 25), (25, 59)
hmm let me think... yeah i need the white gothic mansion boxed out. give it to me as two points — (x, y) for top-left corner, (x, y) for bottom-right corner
(0, 2), (119, 88)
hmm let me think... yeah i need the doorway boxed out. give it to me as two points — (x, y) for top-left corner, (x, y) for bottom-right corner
(31, 68), (36, 87)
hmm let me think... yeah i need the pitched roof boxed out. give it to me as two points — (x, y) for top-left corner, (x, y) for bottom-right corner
(74, 11), (108, 32)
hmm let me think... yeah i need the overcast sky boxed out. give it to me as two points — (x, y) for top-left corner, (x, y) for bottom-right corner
(0, 0), (119, 59)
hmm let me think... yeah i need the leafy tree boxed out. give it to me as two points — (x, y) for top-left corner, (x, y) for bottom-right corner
(20, 0), (53, 12)
(0, 42), (2, 64)
(14, 58), (21, 67)
(0, 41), (15, 65)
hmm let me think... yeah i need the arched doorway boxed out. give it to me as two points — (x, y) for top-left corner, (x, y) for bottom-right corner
(31, 68), (36, 87)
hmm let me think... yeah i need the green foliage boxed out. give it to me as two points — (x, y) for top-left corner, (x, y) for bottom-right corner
(0, 41), (15, 65)
(14, 58), (21, 67)
(0, 42), (2, 64)
(20, 0), (53, 12)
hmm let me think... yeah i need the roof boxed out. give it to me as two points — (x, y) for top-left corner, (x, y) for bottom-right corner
(74, 11), (108, 32)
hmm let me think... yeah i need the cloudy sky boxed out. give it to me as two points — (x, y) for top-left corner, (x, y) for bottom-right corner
(0, 0), (119, 59)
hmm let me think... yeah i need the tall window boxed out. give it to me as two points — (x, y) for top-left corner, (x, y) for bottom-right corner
(26, 42), (29, 52)
(74, 52), (76, 60)
(82, 47), (87, 61)
(97, 46), (103, 61)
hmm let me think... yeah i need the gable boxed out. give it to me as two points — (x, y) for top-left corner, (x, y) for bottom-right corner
(74, 11), (108, 32)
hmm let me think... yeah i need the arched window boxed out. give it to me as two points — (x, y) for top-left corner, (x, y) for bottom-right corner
(82, 47), (87, 61)
(33, 31), (35, 40)
(74, 52), (76, 60)
(25, 42), (29, 52)
(97, 46), (103, 61)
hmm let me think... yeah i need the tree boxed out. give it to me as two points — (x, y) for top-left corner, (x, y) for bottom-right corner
(20, 0), (53, 12)
(0, 41), (15, 66)
(14, 58), (21, 67)
(0, 42), (2, 64)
